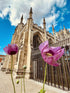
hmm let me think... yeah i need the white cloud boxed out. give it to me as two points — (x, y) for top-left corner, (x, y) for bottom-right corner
(0, 0), (67, 29)
(68, 28), (70, 32)
(60, 7), (69, 22)
(61, 16), (64, 21)
(0, 51), (6, 55)
(46, 12), (59, 24)
(40, 9), (60, 30)
(0, 0), (12, 11)
(56, 0), (66, 7)
(0, 7), (10, 18)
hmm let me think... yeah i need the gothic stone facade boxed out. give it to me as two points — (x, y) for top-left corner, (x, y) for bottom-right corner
(2, 8), (55, 78)
(56, 26), (70, 41)
(2, 8), (70, 79)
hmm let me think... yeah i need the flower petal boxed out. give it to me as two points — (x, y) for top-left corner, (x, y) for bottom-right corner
(54, 48), (64, 61)
(3, 44), (18, 55)
(39, 40), (64, 67)
(3, 46), (9, 54)
(41, 52), (60, 66)
(50, 47), (61, 54)
(39, 41), (49, 52)
(42, 47), (49, 53)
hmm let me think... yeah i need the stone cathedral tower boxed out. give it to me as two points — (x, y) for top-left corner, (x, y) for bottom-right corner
(2, 8), (55, 78)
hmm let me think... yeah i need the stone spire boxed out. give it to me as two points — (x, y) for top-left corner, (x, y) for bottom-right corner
(20, 15), (23, 23)
(29, 7), (33, 18)
(43, 18), (46, 40)
(43, 18), (46, 29)
(63, 25), (67, 35)
(63, 25), (65, 30)
(52, 24), (54, 35)
(52, 25), (56, 43)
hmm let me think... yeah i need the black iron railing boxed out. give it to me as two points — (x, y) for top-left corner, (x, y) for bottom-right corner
(32, 38), (70, 91)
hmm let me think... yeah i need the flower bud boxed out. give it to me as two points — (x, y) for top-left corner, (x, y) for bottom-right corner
(16, 80), (19, 84)
(23, 65), (27, 70)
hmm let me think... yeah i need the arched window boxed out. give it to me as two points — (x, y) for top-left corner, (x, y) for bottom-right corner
(61, 46), (65, 56)
(65, 45), (69, 56)
(33, 34), (42, 49)
(48, 38), (53, 45)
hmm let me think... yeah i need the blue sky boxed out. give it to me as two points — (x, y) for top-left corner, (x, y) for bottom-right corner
(0, 0), (70, 55)
(0, 17), (15, 55)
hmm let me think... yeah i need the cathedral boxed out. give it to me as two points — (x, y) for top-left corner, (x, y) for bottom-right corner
(2, 7), (70, 79)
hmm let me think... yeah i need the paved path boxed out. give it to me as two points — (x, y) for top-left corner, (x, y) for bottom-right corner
(0, 70), (69, 93)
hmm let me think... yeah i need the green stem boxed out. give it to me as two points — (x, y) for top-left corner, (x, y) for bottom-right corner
(23, 70), (25, 93)
(43, 63), (47, 92)
(21, 78), (22, 93)
(11, 55), (16, 93)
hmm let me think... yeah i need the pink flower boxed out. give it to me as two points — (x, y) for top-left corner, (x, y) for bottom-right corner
(4, 44), (18, 55)
(39, 41), (64, 66)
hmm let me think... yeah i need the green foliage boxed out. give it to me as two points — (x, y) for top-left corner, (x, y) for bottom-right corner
(23, 65), (27, 70)
(16, 80), (19, 84)
(38, 89), (46, 93)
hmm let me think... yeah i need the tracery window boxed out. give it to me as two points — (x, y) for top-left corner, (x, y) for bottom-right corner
(65, 45), (69, 56)
(33, 34), (42, 49)
(48, 38), (53, 45)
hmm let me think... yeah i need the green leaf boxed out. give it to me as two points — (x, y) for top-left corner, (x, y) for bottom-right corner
(38, 89), (46, 93)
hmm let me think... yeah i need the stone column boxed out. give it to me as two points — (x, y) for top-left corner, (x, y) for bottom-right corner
(43, 18), (46, 41)
(25, 18), (33, 79)
(33, 60), (37, 79)
(1, 55), (7, 71)
(23, 31), (25, 45)
(5, 56), (10, 73)
(26, 25), (31, 79)
(16, 50), (21, 71)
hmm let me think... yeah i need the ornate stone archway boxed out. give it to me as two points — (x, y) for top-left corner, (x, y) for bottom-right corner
(48, 38), (53, 45)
